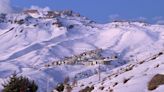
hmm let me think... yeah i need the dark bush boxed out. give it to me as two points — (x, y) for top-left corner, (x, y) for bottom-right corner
(123, 78), (130, 84)
(109, 89), (113, 92)
(17, 19), (24, 25)
(148, 74), (164, 90)
(99, 86), (104, 90)
(80, 84), (84, 87)
(79, 86), (94, 92)
(139, 61), (145, 64)
(113, 82), (118, 87)
(55, 83), (64, 92)
(125, 66), (133, 72)
(68, 25), (74, 29)
(155, 64), (160, 68)
(158, 52), (163, 56)
(151, 57), (157, 60)
(2, 73), (38, 92)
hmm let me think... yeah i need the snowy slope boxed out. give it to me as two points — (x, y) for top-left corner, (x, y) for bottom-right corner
(0, 10), (164, 92)
(73, 51), (164, 92)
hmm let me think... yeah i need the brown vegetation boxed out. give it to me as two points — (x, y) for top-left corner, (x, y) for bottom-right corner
(148, 74), (164, 90)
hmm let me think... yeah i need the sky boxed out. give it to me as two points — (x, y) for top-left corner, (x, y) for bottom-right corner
(1, 0), (164, 23)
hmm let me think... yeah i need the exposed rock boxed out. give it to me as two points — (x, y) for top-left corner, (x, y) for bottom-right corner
(148, 74), (164, 90)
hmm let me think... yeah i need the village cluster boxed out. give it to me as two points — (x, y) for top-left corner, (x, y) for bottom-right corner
(45, 49), (118, 67)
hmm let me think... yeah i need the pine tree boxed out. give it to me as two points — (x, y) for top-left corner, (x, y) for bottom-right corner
(2, 73), (38, 92)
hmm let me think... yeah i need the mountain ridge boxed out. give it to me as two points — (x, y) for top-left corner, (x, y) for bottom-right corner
(0, 9), (164, 92)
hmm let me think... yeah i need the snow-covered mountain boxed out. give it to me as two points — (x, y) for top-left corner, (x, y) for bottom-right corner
(0, 9), (164, 92)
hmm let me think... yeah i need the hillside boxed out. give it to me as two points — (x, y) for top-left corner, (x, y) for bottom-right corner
(0, 9), (164, 92)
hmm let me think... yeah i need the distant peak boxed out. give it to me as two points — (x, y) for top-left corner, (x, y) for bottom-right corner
(23, 9), (81, 19)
